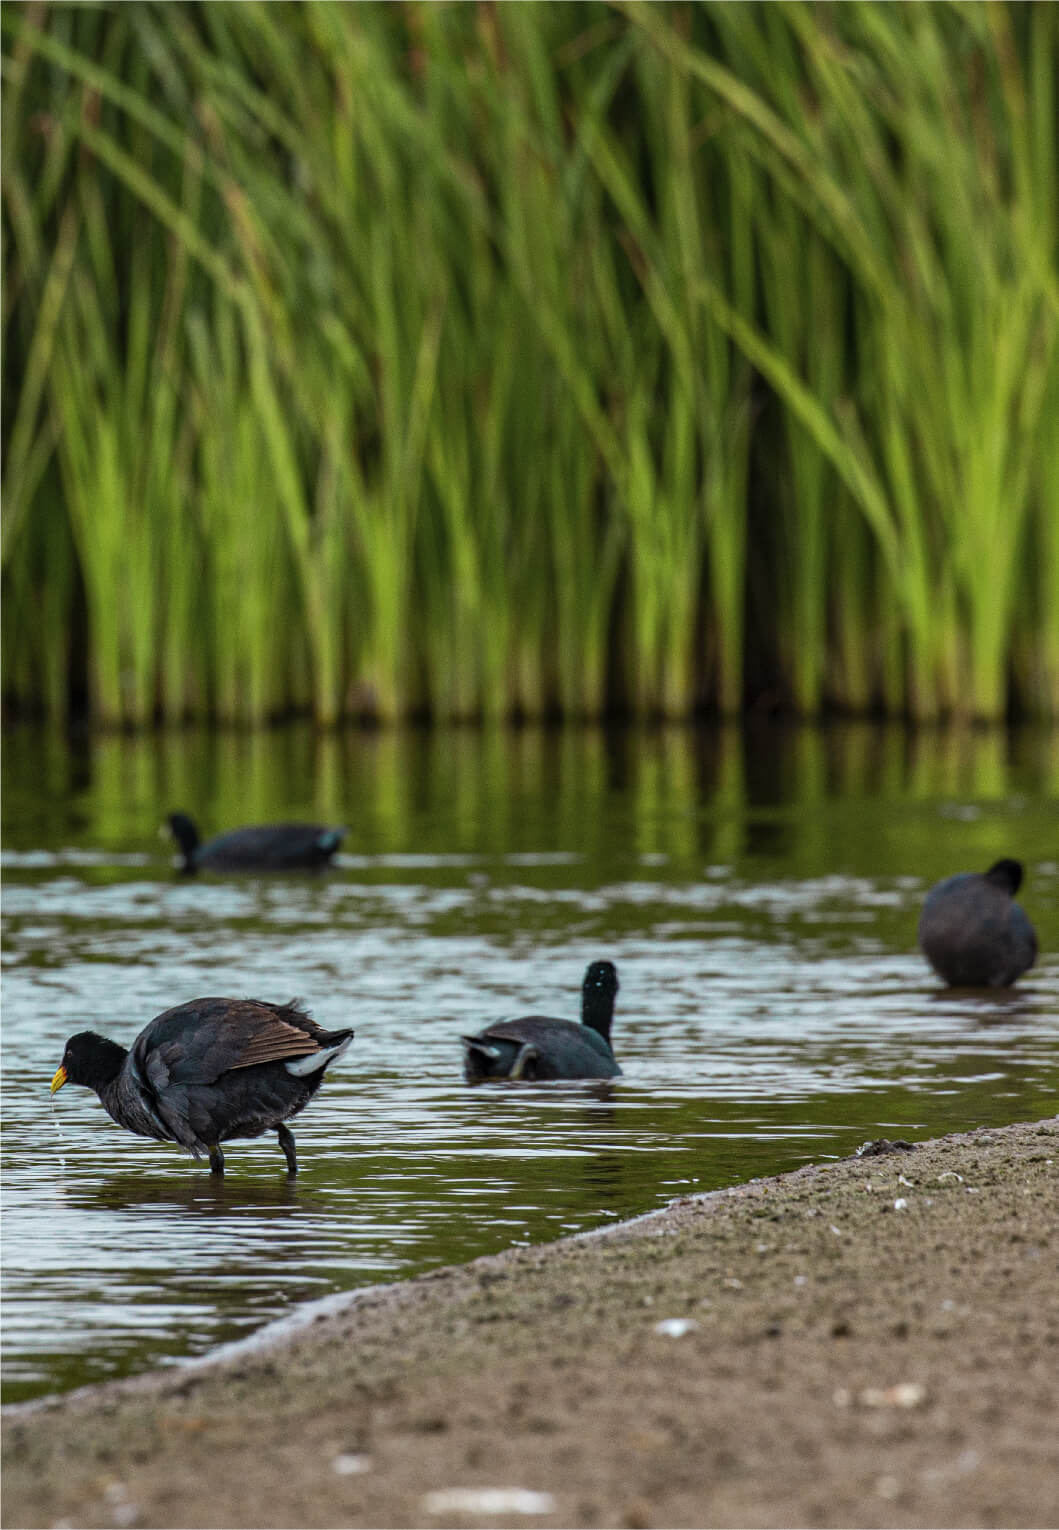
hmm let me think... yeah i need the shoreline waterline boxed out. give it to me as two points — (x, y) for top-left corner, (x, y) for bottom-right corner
(4, 1115), (1057, 1528)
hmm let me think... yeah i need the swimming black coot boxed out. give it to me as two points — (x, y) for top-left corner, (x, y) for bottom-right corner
(918, 858), (1037, 987)
(462, 960), (621, 1082)
(50, 998), (354, 1174)
(165, 813), (346, 873)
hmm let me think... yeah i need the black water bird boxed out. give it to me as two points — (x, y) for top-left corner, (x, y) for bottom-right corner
(917, 858), (1037, 987)
(166, 812), (346, 873)
(50, 998), (354, 1174)
(462, 960), (622, 1082)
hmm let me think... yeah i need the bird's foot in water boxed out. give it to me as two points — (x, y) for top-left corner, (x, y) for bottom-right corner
(208, 1145), (225, 1175)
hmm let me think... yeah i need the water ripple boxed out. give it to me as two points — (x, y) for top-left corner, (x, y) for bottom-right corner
(4, 726), (1057, 1403)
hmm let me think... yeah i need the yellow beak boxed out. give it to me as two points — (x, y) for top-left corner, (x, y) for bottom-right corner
(50, 1064), (68, 1095)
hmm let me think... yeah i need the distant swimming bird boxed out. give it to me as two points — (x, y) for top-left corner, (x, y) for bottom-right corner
(50, 998), (354, 1174)
(165, 812), (346, 872)
(462, 960), (622, 1082)
(918, 859), (1037, 987)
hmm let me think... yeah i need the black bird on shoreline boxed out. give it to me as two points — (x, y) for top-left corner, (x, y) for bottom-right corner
(462, 960), (622, 1082)
(165, 812), (346, 873)
(50, 998), (354, 1175)
(918, 858), (1037, 987)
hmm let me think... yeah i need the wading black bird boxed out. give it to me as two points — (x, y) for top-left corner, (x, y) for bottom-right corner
(50, 998), (354, 1174)
(165, 812), (346, 873)
(918, 858), (1037, 987)
(462, 960), (622, 1082)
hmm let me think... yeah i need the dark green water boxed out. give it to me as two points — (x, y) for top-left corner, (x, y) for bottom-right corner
(2, 723), (1057, 1405)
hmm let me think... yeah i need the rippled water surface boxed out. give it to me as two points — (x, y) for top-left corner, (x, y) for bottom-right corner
(3, 724), (1057, 1404)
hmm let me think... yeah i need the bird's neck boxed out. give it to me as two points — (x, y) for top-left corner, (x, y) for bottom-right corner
(83, 1039), (128, 1095)
(581, 991), (614, 1042)
(171, 818), (200, 862)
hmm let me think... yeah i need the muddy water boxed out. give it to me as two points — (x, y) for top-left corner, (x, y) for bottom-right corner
(2, 723), (1056, 1404)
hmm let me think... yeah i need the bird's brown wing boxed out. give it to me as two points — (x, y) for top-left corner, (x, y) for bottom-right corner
(133, 998), (326, 1091)
(218, 1001), (325, 1071)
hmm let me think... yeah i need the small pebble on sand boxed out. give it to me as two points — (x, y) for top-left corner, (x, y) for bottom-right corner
(331, 1453), (371, 1476)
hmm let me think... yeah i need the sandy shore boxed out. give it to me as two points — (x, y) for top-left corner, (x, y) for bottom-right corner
(4, 1117), (1058, 1530)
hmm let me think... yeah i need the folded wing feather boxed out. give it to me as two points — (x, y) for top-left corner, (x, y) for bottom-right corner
(220, 1003), (324, 1070)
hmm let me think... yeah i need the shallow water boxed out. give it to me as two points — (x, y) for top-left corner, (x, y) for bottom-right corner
(2, 723), (1057, 1405)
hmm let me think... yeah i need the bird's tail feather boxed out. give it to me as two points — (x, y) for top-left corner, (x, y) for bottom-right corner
(284, 1030), (354, 1076)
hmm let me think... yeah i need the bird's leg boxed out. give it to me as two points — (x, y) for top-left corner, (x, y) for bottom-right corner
(208, 1145), (225, 1176)
(509, 1043), (539, 1081)
(277, 1123), (298, 1175)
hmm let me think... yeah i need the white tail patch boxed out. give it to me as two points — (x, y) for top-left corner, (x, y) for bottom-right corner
(284, 1034), (353, 1076)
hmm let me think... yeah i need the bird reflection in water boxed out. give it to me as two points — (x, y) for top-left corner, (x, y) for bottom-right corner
(59, 1169), (310, 1217)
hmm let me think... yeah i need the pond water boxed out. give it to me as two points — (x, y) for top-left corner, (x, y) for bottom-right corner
(2, 723), (1057, 1405)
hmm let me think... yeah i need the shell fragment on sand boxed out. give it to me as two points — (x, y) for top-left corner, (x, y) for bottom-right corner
(421, 1488), (557, 1516)
(834, 1382), (927, 1409)
(653, 1317), (698, 1337)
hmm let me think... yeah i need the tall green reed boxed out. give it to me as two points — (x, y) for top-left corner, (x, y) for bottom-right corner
(2, 2), (1055, 725)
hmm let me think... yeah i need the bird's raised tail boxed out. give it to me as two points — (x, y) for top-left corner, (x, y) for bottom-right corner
(317, 827), (348, 855)
(284, 1029), (354, 1076)
(461, 1033), (526, 1082)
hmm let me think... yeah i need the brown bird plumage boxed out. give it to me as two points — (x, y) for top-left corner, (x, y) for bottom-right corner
(50, 998), (354, 1175)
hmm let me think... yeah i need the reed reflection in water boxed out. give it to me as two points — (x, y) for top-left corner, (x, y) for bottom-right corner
(2, 723), (1056, 1404)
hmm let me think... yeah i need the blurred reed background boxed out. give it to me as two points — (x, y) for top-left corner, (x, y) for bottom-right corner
(3, 1), (1057, 727)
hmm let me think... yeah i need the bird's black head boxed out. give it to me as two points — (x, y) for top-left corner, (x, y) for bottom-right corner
(584, 960), (619, 997)
(984, 858), (1023, 895)
(166, 812), (200, 864)
(51, 1031), (127, 1096)
(581, 960), (619, 1039)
